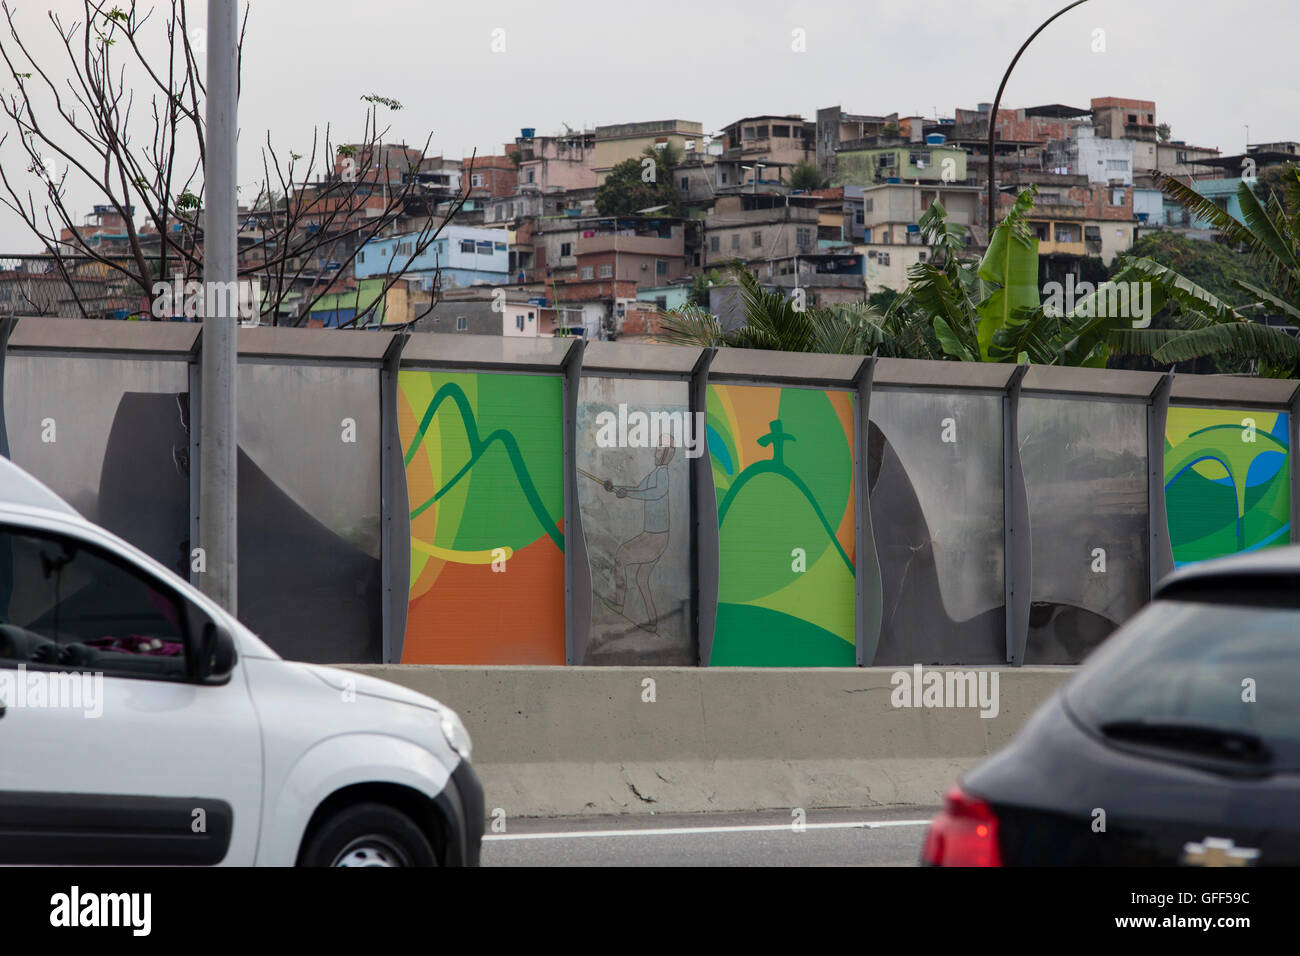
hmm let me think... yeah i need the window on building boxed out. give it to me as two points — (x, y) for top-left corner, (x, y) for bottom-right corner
(598, 263), (613, 278)
(854, 208), (864, 225)
(864, 198), (873, 212)
(755, 125), (768, 138)
(1146, 114), (1153, 124)
(581, 266), (594, 280)
(358, 251), (365, 263)
(772, 124), (790, 138)
(516, 314), (525, 331)
(731, 234), (740, 249)
(909, 150), (930, 168)
(1085, 226), (1102, 242)
(752, 230), (762, 248)
(471, 173), (484, 187)
(879, 252), (890, 266)
(681, 176), (689, 192)
(1054, 223), (1081, 243)
(459, 239), (476, 254)
(528, 311), (534, 321)
(560, 242), (572, 258)
(1106, 159), (1129, 171)
(456, 315), (467, 331)
(709, 235), (719, 252)
(1176, 151), (1187, 164)
(527, 169), (535, 183)
(918, 251), (927, 263)
(398, 241), (414, 256)
(1111, 188), (1126, 206)
(656, 259), (668, 276)
(796, 227), (812, 248)
(1126, 114), (1137, 124)
(494, 242), (507, 251)
(1030, 221), (1049, 241)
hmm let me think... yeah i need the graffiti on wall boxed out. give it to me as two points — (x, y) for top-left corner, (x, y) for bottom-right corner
(398, 370), (564, 664)
(706, 384), (856, 666)
(577, 377), (694, 664)
(1165, 408), (1291, 567)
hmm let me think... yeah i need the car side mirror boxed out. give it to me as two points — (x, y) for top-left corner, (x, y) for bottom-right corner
(196, 621), (237, 683)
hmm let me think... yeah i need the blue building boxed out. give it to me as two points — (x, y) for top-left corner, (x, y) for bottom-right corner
(356, 225), (509, 289)
(1188, 177), (1253, 230)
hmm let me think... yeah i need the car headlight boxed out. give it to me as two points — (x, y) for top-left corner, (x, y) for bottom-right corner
(439, 709), (472, 761)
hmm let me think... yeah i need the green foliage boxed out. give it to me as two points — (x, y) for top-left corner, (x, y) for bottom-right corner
(1110, 231), (1278, 308)
(1119, 169), (1300, 376)
(360, 94), (402, 111)
(595, 155), (683, 217)
(790, 162), (824, 192)
(660, 262), (939, 360)
(662, 175), (1300, 378)
(688, 268), (725, 307)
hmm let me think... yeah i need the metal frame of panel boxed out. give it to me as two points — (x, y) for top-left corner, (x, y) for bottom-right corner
(2, 317), (1297, 668)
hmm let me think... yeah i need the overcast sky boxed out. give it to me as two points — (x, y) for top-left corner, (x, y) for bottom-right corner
(1, 0), (1295, 252)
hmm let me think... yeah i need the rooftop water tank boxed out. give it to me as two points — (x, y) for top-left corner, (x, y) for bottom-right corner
(925, 133), (946, 146)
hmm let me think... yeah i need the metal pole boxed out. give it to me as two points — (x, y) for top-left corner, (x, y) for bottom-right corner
(200, 0), (239, 612)
(985, 0), (1089, 230)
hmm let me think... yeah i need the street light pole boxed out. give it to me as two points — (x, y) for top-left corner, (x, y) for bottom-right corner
(985, 0), (1090, 230)
(201, 0), (239, 612)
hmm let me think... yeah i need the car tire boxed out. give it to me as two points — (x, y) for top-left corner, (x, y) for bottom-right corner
(299, 802), (438, 867)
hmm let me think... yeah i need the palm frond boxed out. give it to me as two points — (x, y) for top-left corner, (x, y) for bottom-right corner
(659, 305), (731, 347)
(1150, 321), (1300, 369)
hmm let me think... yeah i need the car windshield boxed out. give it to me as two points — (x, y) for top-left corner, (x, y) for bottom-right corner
(1065, 599), (1300, 772)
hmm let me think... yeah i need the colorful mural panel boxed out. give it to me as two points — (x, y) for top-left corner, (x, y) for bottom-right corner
(1165, 408), (1291, 567)
(706, 384), (856, 666)
(398, 370), (564, 664)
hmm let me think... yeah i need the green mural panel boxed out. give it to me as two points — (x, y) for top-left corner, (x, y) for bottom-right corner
(1165, 408), (1291, 567)
(707, 383), (856, 666)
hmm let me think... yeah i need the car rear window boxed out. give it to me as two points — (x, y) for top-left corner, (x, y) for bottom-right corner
(1065, 600), (1300, 772)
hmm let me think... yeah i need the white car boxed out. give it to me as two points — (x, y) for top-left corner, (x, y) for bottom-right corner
(0, 457), (481, 867)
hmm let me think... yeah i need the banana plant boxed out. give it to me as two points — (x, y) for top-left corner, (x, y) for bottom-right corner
(1108, 170), (1300, 376)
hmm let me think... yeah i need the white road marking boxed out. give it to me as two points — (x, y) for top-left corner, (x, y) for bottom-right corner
(485, 819), (933, 841)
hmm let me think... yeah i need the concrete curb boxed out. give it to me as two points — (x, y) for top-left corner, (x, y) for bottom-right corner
(343, 665), (1074, 817)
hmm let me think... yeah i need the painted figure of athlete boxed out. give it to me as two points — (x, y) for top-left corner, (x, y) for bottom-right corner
(603, 439), (674, 632)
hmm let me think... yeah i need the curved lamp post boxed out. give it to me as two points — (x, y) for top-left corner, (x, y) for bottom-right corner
(985, 0), (1091, 230)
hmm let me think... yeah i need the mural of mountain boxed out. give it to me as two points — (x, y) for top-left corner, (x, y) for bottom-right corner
(399, 370), (565, 664)
(707, 384), (856, 666)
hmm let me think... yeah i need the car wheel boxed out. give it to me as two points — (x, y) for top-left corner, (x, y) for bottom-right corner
(299, 802), (437, 867)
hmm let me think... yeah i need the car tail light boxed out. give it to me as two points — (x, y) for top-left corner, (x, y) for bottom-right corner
(921, 785), (1002, 867)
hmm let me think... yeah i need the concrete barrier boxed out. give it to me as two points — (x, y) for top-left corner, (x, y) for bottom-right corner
(343, 664), (1073, 818)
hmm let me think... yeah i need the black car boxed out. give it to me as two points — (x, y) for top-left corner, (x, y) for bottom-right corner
(923, 546), (1300, 866)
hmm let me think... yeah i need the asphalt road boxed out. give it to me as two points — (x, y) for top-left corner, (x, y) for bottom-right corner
(482, 806), (937, 866)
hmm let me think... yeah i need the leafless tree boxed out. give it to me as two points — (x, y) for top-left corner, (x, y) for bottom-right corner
(0, 1), (468, 325)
